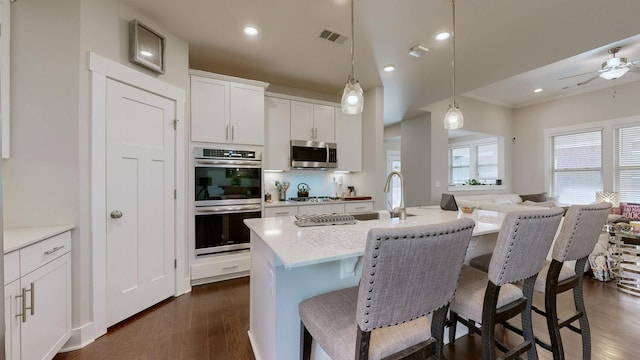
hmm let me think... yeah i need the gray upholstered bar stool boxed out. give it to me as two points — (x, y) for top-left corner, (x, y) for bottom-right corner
(528, 203), (610, 360)
(298, 219), (475, 360)
(448, 207), (564, 360)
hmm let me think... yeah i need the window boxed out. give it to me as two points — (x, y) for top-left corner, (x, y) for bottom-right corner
(551, 130), (602, 204)
(615, 125), (640, 203)
(448, 139), (500, 185)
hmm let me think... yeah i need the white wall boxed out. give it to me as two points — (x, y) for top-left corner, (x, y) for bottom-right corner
(4, 0), (190, 338)
(400, 113), (430, 206)
(512, 81), (640, 194)
(352, 87), (386, 209)
(423, 96), (515, 204)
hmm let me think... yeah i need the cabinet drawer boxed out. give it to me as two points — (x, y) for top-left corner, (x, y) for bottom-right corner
(298, 203), (345, 215)
(20, 231), (71, 276)
(4, 251), (19, 285)
(264, 207), (298, 217)
(191, 253), (251, 281)
(345, 202), (374, 213)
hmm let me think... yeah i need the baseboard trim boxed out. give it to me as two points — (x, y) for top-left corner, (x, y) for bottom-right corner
(59, 322), (96, 352)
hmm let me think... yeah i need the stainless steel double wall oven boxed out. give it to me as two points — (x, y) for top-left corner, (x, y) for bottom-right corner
(194, 147), (262, 256)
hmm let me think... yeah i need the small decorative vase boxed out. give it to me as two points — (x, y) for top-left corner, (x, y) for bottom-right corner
(279, 190), (286, 201)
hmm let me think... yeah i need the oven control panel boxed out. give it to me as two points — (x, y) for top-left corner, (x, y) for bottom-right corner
(196, 147), (261, 160)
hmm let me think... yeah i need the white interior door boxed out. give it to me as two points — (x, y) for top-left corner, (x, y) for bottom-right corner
(105, 79), (175, 327)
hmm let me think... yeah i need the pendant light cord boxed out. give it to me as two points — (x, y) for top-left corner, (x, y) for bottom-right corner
(350, 0), (355, 80)
(452, 0), (456, 107)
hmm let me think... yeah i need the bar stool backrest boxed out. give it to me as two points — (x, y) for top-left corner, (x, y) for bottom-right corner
(551, 203), (611, 263)
(356, 218), (475, 332)
(488, 208), (564, 286)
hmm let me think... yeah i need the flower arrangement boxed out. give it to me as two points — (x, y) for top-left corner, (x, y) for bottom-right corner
(274, 180), (290, 193)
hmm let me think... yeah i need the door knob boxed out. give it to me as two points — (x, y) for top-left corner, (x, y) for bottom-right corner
(110, 210), (123, 219)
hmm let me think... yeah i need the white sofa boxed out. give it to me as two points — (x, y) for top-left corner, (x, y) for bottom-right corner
(455, 193), (555, 212)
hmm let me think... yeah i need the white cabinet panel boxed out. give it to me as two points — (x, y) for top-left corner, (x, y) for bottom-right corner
(230, 82), (265, 145)
(264, 206), (298, 217)
(344, 201), (373, 213)
(290, 101), (334, 142)
(190, 72), (266, 145)
(190, 76), (228, 143)
(335, 110), (362, 172)
(264, 97), (291, 170)
(297, 203), (345, 215)
(4, 230), (72, 360)
(290, 101), (314, 141)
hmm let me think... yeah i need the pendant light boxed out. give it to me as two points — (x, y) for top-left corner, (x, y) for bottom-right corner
(444, 0), (463, 129)
(341, 0), (364, 114)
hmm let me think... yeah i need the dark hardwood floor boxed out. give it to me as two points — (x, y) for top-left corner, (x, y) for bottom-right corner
(54, 276), (639, 360)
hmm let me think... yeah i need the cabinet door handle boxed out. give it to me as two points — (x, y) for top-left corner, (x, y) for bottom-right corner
(27, 283), (35, 316)
(275, 211), (290, 215)
(226, 125), (229, 140)
(232, 125), (235, 141)
(15, 283), (35, 323)
(44, 245), (65, 255)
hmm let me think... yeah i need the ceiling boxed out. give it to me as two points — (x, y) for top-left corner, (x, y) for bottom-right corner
(119, 0), (640, 125)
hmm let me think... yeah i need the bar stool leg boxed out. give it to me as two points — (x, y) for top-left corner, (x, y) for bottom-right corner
(575, 258), (591, 360)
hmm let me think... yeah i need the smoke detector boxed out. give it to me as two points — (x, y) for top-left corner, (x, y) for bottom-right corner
(408, 44), (429, 57)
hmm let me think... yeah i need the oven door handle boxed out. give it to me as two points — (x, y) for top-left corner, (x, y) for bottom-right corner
(195, 205), (262, 214)
(195, 159), (261, 167)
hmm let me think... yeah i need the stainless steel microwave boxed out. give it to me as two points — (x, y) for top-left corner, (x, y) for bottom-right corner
(290, 140), (337, 169)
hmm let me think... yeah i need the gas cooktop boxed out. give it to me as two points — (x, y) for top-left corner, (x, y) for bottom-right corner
(288, 196), (340, 203)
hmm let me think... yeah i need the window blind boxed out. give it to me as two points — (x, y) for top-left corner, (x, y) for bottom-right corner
(552, 130), (602, 204)
(615, 125), (640, 203)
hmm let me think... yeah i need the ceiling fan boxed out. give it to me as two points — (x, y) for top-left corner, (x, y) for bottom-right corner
(560, 47), (640, 88)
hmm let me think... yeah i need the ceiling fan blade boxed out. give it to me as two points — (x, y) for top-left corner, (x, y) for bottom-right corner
(558, 71), (596, 80)
(577, 75), (599, 86)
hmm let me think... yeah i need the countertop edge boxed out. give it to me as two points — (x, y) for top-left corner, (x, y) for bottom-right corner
(4, 225), (75, 254)
(264, 199), (373, 207)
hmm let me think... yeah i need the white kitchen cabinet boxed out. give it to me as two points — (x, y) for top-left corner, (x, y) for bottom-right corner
(344, 201), (373, 213)
(190, 71), (267, 145)
(264, 206), (298, 217)
(4, 228), (72, 360)
(290, 101), (335, 142)
(264, 97), (291, 170)
(297, 203), (345, 215)
(335, 109), (362, 172)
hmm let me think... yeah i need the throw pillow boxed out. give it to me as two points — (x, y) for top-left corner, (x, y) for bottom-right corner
(519, 192), (548, 203)
(621, 203), (640, 220)
(523, 200), (556, 207)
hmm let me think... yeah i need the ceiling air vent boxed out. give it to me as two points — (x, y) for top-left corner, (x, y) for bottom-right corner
(319, 29), (347, 45)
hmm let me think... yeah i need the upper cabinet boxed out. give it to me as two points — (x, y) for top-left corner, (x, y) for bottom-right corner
(264, 96), (291, 171)
(190, 70), (268, 145)
(335, 110), (362, 172)
(290, 101), (334, 142)
(1, 0), (10, 159)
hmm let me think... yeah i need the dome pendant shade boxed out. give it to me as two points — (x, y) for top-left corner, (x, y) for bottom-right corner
(444, 103), (464, 130)
(341, 77), (364, 114)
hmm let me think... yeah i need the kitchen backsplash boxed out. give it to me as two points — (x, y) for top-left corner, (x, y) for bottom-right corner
(263, 170), (355, 199)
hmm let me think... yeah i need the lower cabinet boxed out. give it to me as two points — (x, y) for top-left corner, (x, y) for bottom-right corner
(4, 231), (72, 360)
(264, 201), (374, 217)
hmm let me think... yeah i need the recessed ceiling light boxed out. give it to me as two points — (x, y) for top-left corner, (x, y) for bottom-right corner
(383, 65), (395, 72)
(244, 26), (258, 36)
(435, 32), (450, 41)
(534, 88), (543, 93)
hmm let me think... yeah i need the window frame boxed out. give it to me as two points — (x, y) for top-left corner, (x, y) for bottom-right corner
(448, 136), (504, 188)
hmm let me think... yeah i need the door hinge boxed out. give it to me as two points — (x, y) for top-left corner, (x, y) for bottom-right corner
(172, 119), (178, 129)
(174, 259), (177, 269)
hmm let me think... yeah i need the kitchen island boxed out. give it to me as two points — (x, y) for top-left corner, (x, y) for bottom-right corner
(245, 207), (505, 360)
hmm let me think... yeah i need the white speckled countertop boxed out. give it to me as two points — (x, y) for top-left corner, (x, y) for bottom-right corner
(263, 199), (373, 207)
(4, 225), (75, 254)
(244, 207), (504, 269)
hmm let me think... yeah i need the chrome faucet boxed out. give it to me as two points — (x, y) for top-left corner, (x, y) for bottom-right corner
(383, 171), (406, 220)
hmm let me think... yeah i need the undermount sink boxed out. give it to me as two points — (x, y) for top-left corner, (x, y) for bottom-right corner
(350, 211), (416, 221)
